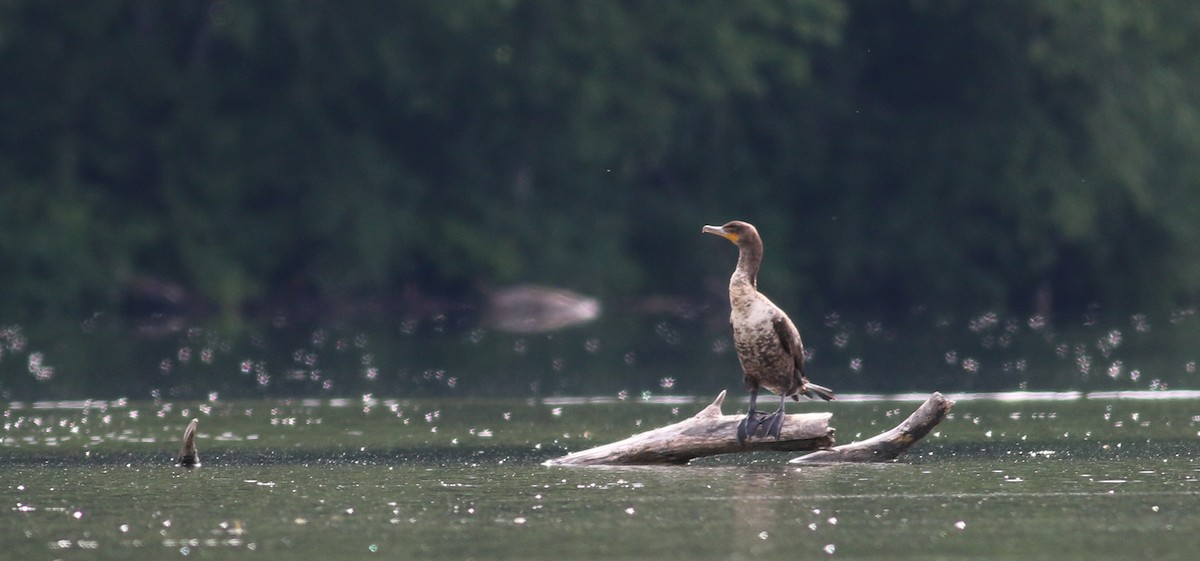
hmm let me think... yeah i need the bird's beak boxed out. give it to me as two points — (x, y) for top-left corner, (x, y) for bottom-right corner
(702, 225), (738, 243)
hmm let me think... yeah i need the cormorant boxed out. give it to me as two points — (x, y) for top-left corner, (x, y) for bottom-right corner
(703, 220), (834, 445)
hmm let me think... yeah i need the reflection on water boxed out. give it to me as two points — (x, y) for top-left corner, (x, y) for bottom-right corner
(3, 396), (1200, 559)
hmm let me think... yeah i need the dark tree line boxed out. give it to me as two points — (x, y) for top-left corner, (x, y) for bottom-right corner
(2, 0), (1199, 323)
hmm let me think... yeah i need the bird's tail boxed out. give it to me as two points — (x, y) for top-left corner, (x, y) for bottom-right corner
(800, 381), (835, 401)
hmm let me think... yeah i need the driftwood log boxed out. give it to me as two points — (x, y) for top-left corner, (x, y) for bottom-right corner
(545, 391), (833, 466)
(790, 392), (953, 463)
(545, 391), (952, 466)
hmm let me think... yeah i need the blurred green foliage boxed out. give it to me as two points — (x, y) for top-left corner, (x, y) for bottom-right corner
(1, 0), (1199, 322)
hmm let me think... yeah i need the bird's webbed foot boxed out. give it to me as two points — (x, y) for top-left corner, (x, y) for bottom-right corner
(737, 408), (786, 446)
(761, 408), (785, 440)
(737, 409), (781, 446)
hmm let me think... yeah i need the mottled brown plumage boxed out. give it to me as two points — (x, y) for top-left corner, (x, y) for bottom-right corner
(703, 220), (834, 445)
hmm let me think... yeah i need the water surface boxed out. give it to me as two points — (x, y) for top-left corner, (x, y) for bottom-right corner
(4, 394), (1199, 559)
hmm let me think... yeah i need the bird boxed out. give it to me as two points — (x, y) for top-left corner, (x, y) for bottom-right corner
(702, 220), (834, 445)
(176, 418), (200, 467)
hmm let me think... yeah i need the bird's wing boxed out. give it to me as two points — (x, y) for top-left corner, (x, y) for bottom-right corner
(772, 313), (806, 377)
(774, 314), (817, 400)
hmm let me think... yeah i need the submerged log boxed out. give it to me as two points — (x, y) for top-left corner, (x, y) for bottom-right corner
(176, 418), (200, 467)
(545, 391), (835, 466)
(790, 392), (953, 463)
(545, 391), (952, 466)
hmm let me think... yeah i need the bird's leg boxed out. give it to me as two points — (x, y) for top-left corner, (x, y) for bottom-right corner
(737, 386), (765, 446)
(760, 393), (788, 439)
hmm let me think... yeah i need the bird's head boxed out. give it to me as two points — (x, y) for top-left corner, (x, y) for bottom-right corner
(701, 220), (760, 247)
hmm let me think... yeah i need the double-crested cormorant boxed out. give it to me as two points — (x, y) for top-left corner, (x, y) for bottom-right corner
(703, 220), (834, 445)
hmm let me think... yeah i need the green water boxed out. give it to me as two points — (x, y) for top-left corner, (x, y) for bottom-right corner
(4, 395), (1199, 560)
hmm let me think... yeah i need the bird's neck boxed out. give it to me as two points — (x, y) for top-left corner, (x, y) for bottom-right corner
(730, 243), (762, 292)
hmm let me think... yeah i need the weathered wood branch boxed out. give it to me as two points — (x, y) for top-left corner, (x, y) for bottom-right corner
(545, 391), (835, 466)
(790, 392), (953, 463)
(545, 391), (952, 466)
